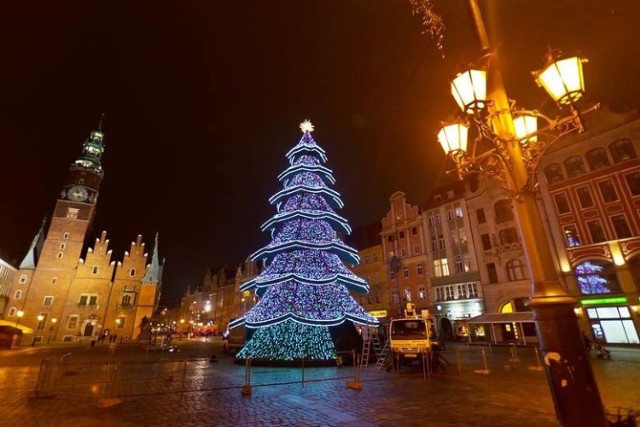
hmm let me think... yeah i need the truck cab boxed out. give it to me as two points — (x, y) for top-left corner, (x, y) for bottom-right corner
(389, 304), (438, 361)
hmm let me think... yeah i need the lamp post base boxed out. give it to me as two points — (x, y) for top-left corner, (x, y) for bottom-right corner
(529, 284), (608, 427)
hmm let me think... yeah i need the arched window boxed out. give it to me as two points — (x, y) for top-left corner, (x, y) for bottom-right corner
(494, 200), (513, 223)
(121, 294), (132, 306)
(8, 307), (16, 317)
(564, 156), (586, 177)
(585, 148), (610, 171)
(506, 259), (527, 281)
(130, 268), (136, 277)
(610, 138), (637, 163)
(14, 290), (22, 300)
(544, 163), (565, 183)
(575, 260), (620, 294)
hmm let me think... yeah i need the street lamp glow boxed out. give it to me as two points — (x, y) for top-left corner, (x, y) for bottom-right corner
(37, 314), (44, 322)
(451, 69), (487, 114)
(51, 318), (57, 324)
(437, 123), (469, 155)
(534, 56), (586, 106)
(513, 113), (538, 144)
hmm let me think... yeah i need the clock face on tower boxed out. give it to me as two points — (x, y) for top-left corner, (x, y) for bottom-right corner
(67, 186), (89, 202)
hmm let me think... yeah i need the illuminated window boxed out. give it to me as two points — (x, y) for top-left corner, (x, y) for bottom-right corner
(66, 208), (79, 219)
(575, 260), (620, 295)
(454, 255), (464, 273)
(418, 286), (426, 300)
(67, 315), (79, 329)
(564, 225), (581, 247)
(116, 317), (126, 329)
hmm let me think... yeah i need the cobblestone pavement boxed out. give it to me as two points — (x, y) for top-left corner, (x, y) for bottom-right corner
(1, 343), (638, 427)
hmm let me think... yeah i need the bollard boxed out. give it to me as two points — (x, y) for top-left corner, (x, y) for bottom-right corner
(456, 350), (462, 376)
(528, 346), (544, 372)
(241, 358), (252, 396)
(509, 343), (520, 363)
(474, 348), (490, 375)
(346, 350), (363, 390)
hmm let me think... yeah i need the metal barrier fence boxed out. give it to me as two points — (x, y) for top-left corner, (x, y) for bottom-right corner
(31, 350), (369, 406)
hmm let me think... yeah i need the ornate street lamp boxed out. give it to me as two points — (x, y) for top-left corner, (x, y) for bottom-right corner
(31, 314), (44, 346)
(14, 310), (24, 328)
(434, 1), (605, 425)
(47, 318), (57, 344)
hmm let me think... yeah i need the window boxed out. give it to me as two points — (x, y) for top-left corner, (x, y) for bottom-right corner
(372, 253), (378, 262)
(499, 227), (519, 245)
(435, 287), (446, 301)
(454, 255), (464, 273)
(598, 180), (619, 203)
(457, 284), (467, 299)
(564, 225), (581, 247)
(364, 255), (370, 264)
(494, 200), (513, 223)
(454, 206), (463, 218)
(586, 148), (610, 170)
(576, 186), (594, 208)
(402, 266), (409, 279)
(404, 288), (412, 302)
(575, 260), (620, 294)
(587, 220), (607, 243)
(19, 275), (27, 284)
(467, 283), (478, 298)
(458, 228), (467, 244)
(400, 248), (407, 257)
(431, 236), (438, 250)
(553, 193), (571, 214)
(399, 231), (405, 239)
(8, 307), (16, 317)
(438, 235), (445, 250)
(625, 171), (640, 196)
(433, 259), (449, 277)
(446, 209), (454, 221)
(416, 263), (424, 276)
(413, 245), (421, 255)
(37, 314), (47, 329)
(52, 278), (57, 285)
(507, 259), (527, 281)
(92, 266), (98, 274)
(411, 227), (417, 235)
(418, 286), (426, 300)
(387, 235), (394, 243)
(89, 295), (98, 306)
(487, 263), (498, 284)
(60, 243), (66, 250)
(79, 295), (88, 306)
(611, 215), (632, 239)
(544, 163), (565, 183)
(116, 317), (126, 329)
(67, 316), (79, 329)
(66, 208), (79, 219)
(610, 138), (637, 162)
(389, 289), (399, 304)
(43, 296), (54, 306)
(57, 252), (63, 259)
(14, 290), (22, 299)
(564, 156), (586, 177)
(444, 286), (454, 300)
(121, 294), (133, 307)
(476, 208), (486, 224)
(64, 232), (69, 239)
(481, 234), (492, 251)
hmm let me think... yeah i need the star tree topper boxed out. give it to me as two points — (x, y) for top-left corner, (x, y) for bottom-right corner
(300, 120), (315, 133)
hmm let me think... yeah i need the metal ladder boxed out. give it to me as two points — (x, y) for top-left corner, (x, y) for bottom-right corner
(360, 326), (383, 369)
(374, 338), (392, 372)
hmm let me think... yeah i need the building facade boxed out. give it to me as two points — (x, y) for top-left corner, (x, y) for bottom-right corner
(538, 107), (640, 345)
(3, 123), (162, 343)
(423, 181), (485, 341)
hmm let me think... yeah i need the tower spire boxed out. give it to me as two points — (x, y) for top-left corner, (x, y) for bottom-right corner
(142, 232), (163, 283)
(19, 217), (47, 269)
(73, 114), (106, 173)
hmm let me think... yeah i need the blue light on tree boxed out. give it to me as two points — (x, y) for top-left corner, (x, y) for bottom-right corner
(230, 120), (377, 362)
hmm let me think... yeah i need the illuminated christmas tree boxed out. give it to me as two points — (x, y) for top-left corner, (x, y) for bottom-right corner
(229, 120), (377, 362)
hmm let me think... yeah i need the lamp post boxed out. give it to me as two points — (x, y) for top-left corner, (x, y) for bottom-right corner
(47, 318), (57, 344)
(389, 252), (402, 318)
(14, 310), (24, 328)
(436, 1), (606, 426)
(31, 314), (44, 346)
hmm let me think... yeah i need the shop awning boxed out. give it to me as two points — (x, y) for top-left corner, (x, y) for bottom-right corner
(467, 312), (533, 324)
(0, 320), (33, 334)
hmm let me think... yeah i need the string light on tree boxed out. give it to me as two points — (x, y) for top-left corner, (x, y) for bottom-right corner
(230, 120), (377, 362)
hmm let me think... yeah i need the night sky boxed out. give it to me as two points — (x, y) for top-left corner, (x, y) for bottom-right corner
(1, 1), (639, 303)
